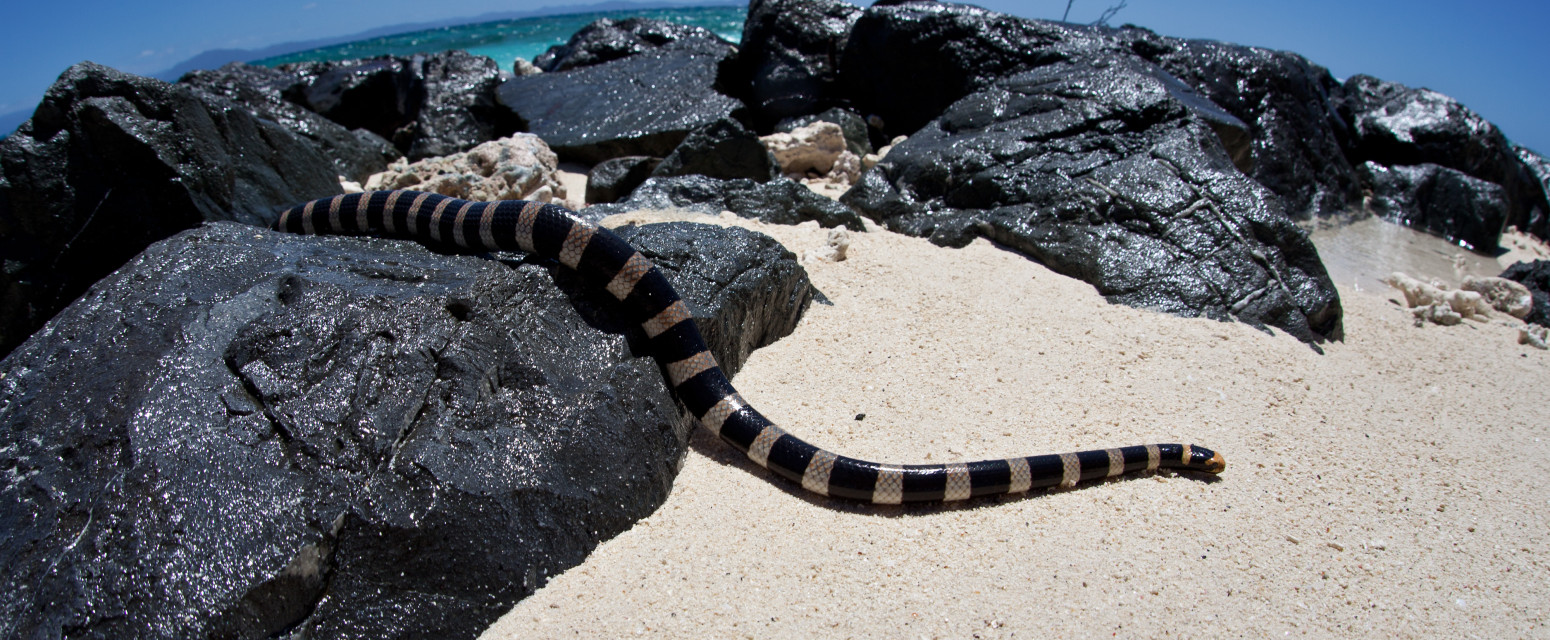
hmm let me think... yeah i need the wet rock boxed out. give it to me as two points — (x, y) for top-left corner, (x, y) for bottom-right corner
(740, 0), (862, 125)
(1500, 259), (1550, 326)
(0, 62), (342, 357)
(1343, 74), (1548, 243)
(652, 118), (780, 182)
(180, 62), (401, 183)
(283, 50), (521, 160)
(1344, 74), (1507, 175)
(1358, 162), (1508, 252)
(497, 39), (743, 164)
(534, 17), (729, 72)
(363, 133), (575, 208)
(0, 219), (811, 638)
(840, 57), (1342, 345)
(776, 106), (872, 157)
(1122, 29), (1359, 219)
(838, 1), (1099, 138)
(587, 175), (866, 231)
(586, 156), (662, 204)
(1513, 145), (1550, 240)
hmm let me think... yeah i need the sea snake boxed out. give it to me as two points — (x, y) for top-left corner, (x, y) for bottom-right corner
(276, 190), (1226, 503)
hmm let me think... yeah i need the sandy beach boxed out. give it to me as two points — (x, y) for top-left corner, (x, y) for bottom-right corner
(472, 210), (1549, 638)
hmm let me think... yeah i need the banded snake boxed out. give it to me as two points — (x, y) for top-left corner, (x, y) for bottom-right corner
(276, 190), (1226, 503)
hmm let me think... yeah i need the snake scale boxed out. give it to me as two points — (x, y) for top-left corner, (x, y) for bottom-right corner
(276, 190), (1226, 503)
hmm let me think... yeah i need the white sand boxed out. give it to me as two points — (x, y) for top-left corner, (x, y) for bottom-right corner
(481, 213), (1549, 638)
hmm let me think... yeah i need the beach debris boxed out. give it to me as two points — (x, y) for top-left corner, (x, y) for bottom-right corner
(803, 228), (852, 263)
(364, 133), (578, 209)
(1520, 324), (1549, 350)
(512, 56), (542, 76)
(759, 121), (864, 194)
(1383, 272), (1492, 325)
(861, 135), (907, 172)
(762, 121), (849, 176)
(1412, 303), (1462, 326)
(1500, 259), (1550, 326)
(1461, 275), (1534, 318)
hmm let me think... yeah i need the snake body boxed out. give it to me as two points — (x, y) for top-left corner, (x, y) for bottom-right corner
(276, 190), (1226, 503)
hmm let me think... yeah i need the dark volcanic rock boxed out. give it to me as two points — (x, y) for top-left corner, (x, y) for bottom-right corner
(776, 106), (873, 157)
(838, 2), (1090, 138)
(587, 156), (662, 204)
(1122, 29), (1359, 219)
(1342, 74), (1547, 244)
(0, 62), (342, 358)
(533, 17), (729, 72)
(179, 62), (401, 182)
(1513, 145), (1550, 239)
(836, 3), (1249, 157)
(841, 57), (1342, 345)
(497, 40), (743, 163)
(1343, 74), (1510, 175)
(283, 50), (520, 160)
(832, 0), (1547, 247)
(652, 118), (780, 182)
(1500, 259), (1550, 327)
(0, 220), (811, 638)
(1358, 162), (1508, 252)
(587, 175), (866, 231)
(741, 0), (862, 125)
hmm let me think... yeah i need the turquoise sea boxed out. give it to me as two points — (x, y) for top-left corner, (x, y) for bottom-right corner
(253, 5), (746, 70)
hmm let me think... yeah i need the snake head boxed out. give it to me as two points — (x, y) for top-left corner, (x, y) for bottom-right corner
(1190, 446), (1227, 473)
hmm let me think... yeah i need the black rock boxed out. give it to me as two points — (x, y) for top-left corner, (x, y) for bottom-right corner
(497, 39), (744, 163)
(533, 17), (730, 72)
(838, 1), (1091, 138)
(0, 220), (811, 638)
(587, 175), (867, 231)
(1342, 74), (1547, 243)
(840, 57), (1342, 345)
(1342, 74), (1508, 174)
(179, 62), (401, 182)
(1512, 145), (1550, 239)
(1501, 259), (1550, 327)
(775, 106), (873, 157)
(1358, 161), (1508, 252)
(587, 156), (662, 204)
(1122, 29), (1359, 219)
(0, 62), (342, 358)
(282, 50), (520, 160)
(740, 0), (862, 125)
(652, 118), (780, 182)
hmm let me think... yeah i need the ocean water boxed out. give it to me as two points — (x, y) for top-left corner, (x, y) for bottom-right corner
(253, 5), (746, 70)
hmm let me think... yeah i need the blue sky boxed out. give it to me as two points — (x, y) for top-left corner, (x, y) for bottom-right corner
(1, 1), (1547, 153)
